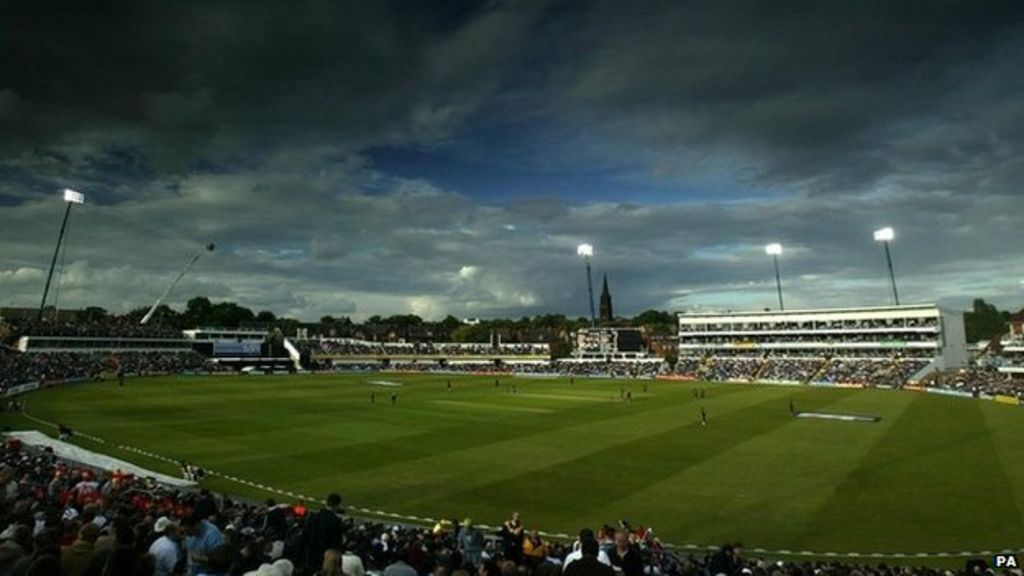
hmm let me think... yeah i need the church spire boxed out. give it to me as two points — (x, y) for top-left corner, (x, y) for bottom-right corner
(599, 273), (613, 323)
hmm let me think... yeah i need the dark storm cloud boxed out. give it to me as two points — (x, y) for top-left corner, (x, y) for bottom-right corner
(0, 0), (543, 164)
(2, 1), (1023, 319)
(518, 0), (1024, 193)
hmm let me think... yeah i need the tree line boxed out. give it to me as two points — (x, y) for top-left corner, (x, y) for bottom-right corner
(68, 297), (679, 346)
(26, 296), (1020, 345)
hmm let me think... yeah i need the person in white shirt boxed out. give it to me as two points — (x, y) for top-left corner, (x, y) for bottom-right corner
(562, 528), (611, 572)
(342, 550), (366, 576)
(149, 517), (182, 576)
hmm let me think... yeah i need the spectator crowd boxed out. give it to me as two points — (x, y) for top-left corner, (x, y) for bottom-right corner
(0, 351), (210, 390)
(6, 320), (181, 341)
(673, 351), (1024, 399)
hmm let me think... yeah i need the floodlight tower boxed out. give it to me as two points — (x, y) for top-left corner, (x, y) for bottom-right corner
(873, 227), (900, 305)
(765, 243), (785, 311)
(38, 189), (85, 320)
(140, 243), (215, 325)
(577, 243), (596, 327)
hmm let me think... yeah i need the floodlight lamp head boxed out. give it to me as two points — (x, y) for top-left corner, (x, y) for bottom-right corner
(765, 243), (783, 256)
(577, 243), (594, 258)
(63, 189), (85, 204)
(873, 227), (894, 242)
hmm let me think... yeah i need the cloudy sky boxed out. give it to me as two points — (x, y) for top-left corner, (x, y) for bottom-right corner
(2, 1), (1023, 321)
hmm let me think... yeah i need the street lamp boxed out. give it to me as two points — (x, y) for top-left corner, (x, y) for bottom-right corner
(140, 243), (216, 324)
(577, 243), (596, 326)
(38, 189), (85, 320)
(765, 243), (784, 311)
(873, 227), (900, 305)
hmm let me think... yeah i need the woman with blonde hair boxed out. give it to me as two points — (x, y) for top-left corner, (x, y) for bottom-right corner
(320, 549), (345, 576)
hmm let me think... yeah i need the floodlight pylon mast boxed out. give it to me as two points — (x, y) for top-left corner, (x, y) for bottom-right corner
(140, 243), (215, 325)
(39, 190), (84, 320)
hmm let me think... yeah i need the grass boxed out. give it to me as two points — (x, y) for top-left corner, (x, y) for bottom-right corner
(3, 373), (1023, 562)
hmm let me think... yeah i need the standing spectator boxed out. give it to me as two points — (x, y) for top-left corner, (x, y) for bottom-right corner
(708, 544), (736, 576)
(301, 494), (343, 573)
(456, 519), (483, 568)
(563, 538), (613, 576)
(562, 529), (610, 572)
(500, 512), (523, 563)
(182, 515), (223, 576)
(262, 499), (287, 541)
(607, 531), (642, 576)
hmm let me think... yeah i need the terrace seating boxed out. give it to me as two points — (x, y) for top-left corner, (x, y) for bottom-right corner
(0, 350), (210, 388)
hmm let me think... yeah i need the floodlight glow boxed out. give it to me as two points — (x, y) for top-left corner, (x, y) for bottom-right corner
(765, 243), (783, 256)
(577, 243), (594, 258)
(63, 189), (85, 204)
(873, 227), (894, 242)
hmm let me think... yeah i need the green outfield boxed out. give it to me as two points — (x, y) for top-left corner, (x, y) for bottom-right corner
(3, 373), (1023, 558)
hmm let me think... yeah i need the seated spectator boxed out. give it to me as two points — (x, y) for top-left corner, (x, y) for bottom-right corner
(183, 514), (224, 576)
(62, 522), (100, 576)
(148, 517), (181, 576)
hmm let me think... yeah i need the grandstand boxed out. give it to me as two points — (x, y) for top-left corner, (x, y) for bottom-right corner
(676, 304), (967, 386)
(976, 311), (1024, 378)
(293, 337), (551, 372)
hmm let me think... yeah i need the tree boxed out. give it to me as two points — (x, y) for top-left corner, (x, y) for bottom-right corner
(439, 315), (462, 331)
(208, 301), (255, 328)
(964, 298), (1008, 342)
(81, 306), (109, 322)
(183, 296), (213, 328)
(256, 310), (277, 322)
(450, 324), (490, 343)
(549, 340), (573, 359)
(632, 309), (675, 335)
(383, 314), (423, 328)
